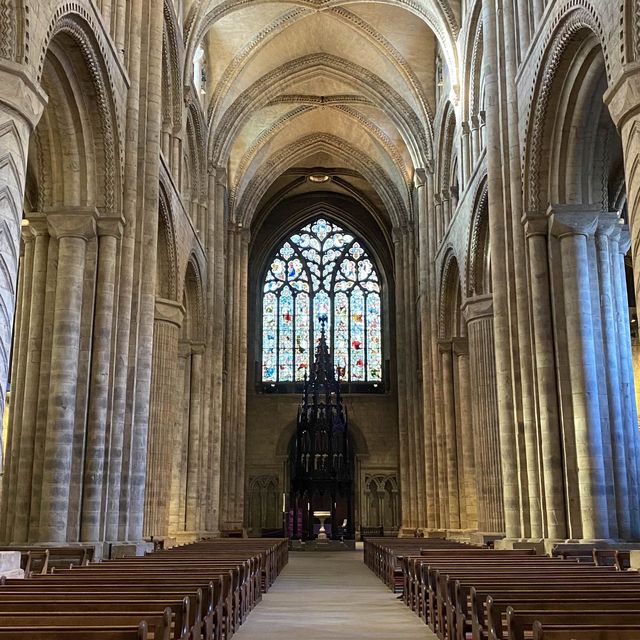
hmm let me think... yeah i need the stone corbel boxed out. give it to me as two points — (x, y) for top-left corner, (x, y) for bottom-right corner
(154, 297), (184, 328)
(46, 209), (97, 240)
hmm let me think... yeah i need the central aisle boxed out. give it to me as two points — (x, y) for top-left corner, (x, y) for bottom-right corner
(233, 551), (436, 639)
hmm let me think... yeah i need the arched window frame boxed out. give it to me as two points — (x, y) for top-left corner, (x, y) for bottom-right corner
(260, 217), (385, 394)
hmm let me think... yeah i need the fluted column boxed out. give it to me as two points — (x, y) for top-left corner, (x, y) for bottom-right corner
(80, 217), (123, 542)
(524, 216), (566, 538)
(12, 218), (49, 543)
(453, 337), (477, 530)
(185, 344), (204, 531)
(439, 339), (460, 529)
(143, 298), (183, 537)
(550, 210), (608, 540)
(464, 296), (504, 533)
(39, 212), (96, 543)
(169, 342), (190, 534)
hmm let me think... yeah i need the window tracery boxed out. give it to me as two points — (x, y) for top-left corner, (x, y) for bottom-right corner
(262, 218), (383, 384)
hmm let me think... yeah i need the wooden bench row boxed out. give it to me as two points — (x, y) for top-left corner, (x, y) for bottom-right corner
(0, 537), (288, 639)
(0, 545), (94, 576)
(364, 537), (640, 640)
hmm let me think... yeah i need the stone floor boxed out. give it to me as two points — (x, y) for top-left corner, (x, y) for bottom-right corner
(233, 551), (436, 639)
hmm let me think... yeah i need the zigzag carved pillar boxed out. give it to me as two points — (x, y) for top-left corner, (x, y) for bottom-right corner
(0, 63), (46, 487)
(143, 298), (183, 538)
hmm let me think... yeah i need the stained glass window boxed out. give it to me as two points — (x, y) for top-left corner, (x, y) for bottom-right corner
(262, 218), (383, 383)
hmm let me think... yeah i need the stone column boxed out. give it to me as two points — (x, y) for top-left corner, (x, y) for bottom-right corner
(439, 339), (460, 529)
(610, 225), (640, 537)
(4, 223), (35, 542)
(524, 216), (566, 538)
(39, 212), (96, 543)
(604, 67), (640, 538)
(393, 227), (412, 529)
(403, 224), (421, 527)
(185, 344), (204, 532)
(234, 229), (250, 525)
(461, 123), (471, 186)
(464, 296), (505, 533)
(550, 210), (609, 540)
(470, 115), (480, 166)
(206, 166), (227, 533)
(453, 337), (477, 530)
(481, 0), (520, 537)
(143, 298), (183, 538)
(169, 342), (190, 535)
(0, 64), (46, 496)
(415, 169), (436, 527)
(80, 217), (123, 542)
(12, 218), (49, 543)
(595, 216), (632, 539)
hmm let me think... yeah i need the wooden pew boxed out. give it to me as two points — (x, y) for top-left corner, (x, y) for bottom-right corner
(532, 619), (640, 640)
(506, 607), (640, 640)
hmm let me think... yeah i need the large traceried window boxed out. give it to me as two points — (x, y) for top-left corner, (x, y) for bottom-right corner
(262, 218), (383, 385)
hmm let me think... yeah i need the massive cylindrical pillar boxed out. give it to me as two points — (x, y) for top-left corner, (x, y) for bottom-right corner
(550, 211), (608, 540)
(39, 213), (95, 543)
(81, 218), (123, 542)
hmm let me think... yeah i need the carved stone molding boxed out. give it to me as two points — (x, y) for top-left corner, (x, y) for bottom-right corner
(154, 297), (185, 327)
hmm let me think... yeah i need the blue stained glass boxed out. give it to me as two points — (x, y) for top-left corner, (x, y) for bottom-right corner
(295, 293), (310, 381)
(262, 217), (383, 383)
(262, 292), (278, 381)
(350, 288), (366, 381)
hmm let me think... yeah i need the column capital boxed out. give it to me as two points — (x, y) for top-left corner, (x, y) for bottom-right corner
(414, 168), (427, 188)
(20, 222), (34, 243)
(523, 214), (548, 237)
(604, 62), (640, 129)
(462, 294), (494, 322)
(96, 216), (125, 238)
(470, 114), (480, 129)
(46, 209), (97, 240)
(23, 213), (49, 237)
(0, 60), (48, 131)
(548, 205), (601, 239)
(154, 297), (184, 328)
(178, 341), (192, 358)
(461, 121), (471, 135)
(452, 337), (469, 356)
(437, 338), (452, 354)
(190, 342), (206, 355)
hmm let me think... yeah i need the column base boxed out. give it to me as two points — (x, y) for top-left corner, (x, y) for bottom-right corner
(104, 541), (155, 559)
(468, 531), (506, 547)
(398, 527), (417, 538)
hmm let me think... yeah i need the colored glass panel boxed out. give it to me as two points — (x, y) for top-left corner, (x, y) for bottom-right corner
(295, 293), (310, 381)
(262, 217), (383, 383)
